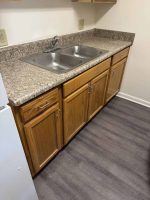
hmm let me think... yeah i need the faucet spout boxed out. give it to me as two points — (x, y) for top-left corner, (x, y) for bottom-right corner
(51, 36), (59, 49)
(44, 36), (60, 53)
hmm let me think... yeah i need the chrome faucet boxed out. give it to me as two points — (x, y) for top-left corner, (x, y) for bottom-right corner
(44, 36), (60, 53)
(51, 36), (59, 49)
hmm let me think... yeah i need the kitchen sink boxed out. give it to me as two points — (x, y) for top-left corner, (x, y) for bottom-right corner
(58, 45), (107, 60)
(21, 52), (84, 74)
(21, 45), (108, 74)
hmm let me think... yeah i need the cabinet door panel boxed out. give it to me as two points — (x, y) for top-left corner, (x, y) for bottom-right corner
(63, 84), (89, 144)
(106, 58), (127, 102)
(88, 70), (109, 120)
(24, 104), (61, 173)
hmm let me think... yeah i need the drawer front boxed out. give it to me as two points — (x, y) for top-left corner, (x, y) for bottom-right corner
(112, 47), (130, 65)
(63, 58), (111, 97)
(20, 88), (59, 123)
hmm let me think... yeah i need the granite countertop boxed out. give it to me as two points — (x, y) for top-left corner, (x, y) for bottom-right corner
(0, 37), (132, 106)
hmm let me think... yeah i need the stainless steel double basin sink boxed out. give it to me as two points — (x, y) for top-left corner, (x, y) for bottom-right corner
(21, 45), (108, 74)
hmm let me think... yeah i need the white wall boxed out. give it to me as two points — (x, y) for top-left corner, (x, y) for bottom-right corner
(95, 0), (150, 105)
(0, 0), (95, 45)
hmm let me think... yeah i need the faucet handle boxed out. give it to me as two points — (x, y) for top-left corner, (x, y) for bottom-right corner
(53, 35), (59, 40)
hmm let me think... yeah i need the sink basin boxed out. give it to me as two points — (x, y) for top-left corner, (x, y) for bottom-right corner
(21, 52), (84, 74)
(58, 45), (107, 60)
(21, 45), (108, 74)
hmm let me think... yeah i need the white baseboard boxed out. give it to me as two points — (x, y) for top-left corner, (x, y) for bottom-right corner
(117, 92), (150, 108)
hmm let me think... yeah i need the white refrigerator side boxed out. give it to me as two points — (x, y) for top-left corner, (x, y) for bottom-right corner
(0, 73), (8, 107)
(0, 106), (39, 200)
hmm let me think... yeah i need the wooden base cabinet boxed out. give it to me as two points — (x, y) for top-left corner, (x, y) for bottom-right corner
(63, 69), (110, 145)
(12, 47), (130, 176)
(63, 46), (130, 145)
(63, 84), (89, 144)
(106, 58), (127, 103)
(12, 87), (63, 176)
(24, 104), (62, 173)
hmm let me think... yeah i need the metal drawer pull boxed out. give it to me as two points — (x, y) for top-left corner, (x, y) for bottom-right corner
(38, 102), (50, 110)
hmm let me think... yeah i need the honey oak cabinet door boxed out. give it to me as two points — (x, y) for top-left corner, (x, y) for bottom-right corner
(106, 58), (127, 103)
(88, 70), (109, 120)
(24, 104), (62, 173)
(63, 84), (89, 144)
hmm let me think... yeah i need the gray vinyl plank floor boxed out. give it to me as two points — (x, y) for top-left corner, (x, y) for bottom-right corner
(34, 97), (150, 200)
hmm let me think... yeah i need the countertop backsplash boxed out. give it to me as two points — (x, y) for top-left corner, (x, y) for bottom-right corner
(0, 28), (135, 63)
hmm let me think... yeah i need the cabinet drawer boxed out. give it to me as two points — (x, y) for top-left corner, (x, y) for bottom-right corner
(20, 88), (59, 123)
(63, 58), (111, 97)
(112, 47), (129, 65)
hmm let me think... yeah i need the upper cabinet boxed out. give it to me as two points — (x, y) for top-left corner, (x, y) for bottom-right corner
(72, 0), (117, 3)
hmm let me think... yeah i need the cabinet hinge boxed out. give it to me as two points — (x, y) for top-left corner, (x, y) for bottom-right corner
(88, 84), (91, 94)
(88, 85), (94, 94)
(56, 109), (61, 118)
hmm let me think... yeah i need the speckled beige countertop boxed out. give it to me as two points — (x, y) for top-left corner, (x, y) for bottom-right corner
(0, 37), (132, 106)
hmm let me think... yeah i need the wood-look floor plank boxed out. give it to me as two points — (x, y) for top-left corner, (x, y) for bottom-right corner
(34, 97), (150, 200)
